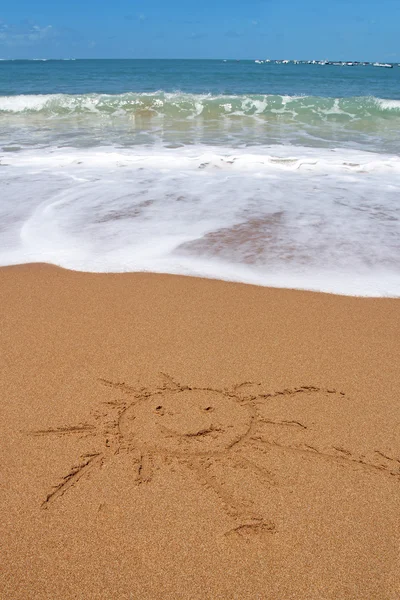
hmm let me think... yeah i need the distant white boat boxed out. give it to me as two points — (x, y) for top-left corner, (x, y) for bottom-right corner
(373, 62), (393, 68)
(255, 60), (264, 64)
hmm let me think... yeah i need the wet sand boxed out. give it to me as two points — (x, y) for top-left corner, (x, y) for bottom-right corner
(0, 263), (399, 599)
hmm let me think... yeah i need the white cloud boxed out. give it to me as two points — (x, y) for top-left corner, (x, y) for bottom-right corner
(0, 22), (55, 46)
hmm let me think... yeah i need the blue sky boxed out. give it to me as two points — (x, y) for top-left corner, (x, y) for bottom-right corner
(1, 0), (400, 61)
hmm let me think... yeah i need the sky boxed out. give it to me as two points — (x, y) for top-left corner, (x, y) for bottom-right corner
(1, 0), (400, 61)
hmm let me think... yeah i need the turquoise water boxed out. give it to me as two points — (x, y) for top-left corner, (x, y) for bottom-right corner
(1, 59), (400, 150)
(2, 59), (400, 97)
(0, 60), (399, 295)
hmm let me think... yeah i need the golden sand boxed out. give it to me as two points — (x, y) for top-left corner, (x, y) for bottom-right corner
(1, 264), (399, 599)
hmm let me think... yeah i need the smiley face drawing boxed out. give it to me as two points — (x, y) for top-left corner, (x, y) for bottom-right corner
(29, 373), (400, 540)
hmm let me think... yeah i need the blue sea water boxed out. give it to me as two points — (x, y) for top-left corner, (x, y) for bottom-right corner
(2, 58), (400, 97)
(0, 59), (399, 295)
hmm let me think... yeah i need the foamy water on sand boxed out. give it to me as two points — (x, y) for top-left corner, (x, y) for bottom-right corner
(1, 145), (399, 296)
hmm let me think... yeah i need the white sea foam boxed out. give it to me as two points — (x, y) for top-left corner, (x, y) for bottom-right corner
(375, 98), (400, 111)
(0, 94), (56, 112)
(1, 145), (399, 297)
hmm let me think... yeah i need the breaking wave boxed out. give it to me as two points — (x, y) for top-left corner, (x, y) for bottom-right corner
(1, 92), (400, 121)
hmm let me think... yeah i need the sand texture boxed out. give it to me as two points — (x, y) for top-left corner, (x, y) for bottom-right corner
(0, 264), (399, 599)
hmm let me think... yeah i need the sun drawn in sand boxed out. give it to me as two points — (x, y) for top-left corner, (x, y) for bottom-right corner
(29, 374), (400, 539)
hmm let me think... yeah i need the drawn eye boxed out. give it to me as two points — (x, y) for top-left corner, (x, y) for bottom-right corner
(204, 406), (213, 412)
(155, 406), (163, 411)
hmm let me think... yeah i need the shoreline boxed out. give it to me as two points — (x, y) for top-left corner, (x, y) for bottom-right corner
(1, 261), (399, 299)
(1, 263), (399, 599)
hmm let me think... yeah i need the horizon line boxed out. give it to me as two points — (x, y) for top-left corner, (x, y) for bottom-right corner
(1, 57), (398, 63)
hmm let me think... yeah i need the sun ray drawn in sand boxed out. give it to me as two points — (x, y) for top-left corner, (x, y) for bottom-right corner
(28, 374), (400, 539)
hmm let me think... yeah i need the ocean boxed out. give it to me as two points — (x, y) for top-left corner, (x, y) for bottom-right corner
(1, 59), (399, 296)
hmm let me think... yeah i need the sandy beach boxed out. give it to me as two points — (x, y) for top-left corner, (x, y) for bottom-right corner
(0, 263), (399, 599)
